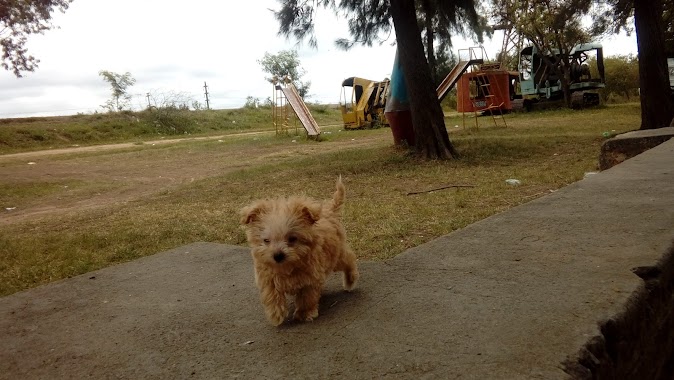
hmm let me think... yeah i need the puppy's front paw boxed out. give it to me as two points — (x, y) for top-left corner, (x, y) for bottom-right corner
(267, 312), (286, 326)
(266, 303), (288, 326)
(261, 288), (287, 326)
(293, 307), (319, 322)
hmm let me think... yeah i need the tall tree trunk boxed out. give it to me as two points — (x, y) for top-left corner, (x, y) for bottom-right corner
(421, 0), (436, 84)
(634, 0), (674, 129)
(389, 0), (458, 159)
(560, 59), (572, 108)
(426, 18), (436, 84)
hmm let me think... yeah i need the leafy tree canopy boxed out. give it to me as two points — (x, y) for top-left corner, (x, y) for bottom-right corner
(0, 0), (72, 77)
(595, 54), (639, 101)
(257, 49), (311, 99)
(417, 0), (489, 86)
(590, 0), (673, 56)
(99, 70), (136, 112)
(274, 0), (483, 51)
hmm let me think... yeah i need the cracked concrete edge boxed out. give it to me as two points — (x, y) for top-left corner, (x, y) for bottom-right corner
(561, 239), (674, 379)
(599, 127), (674, 170)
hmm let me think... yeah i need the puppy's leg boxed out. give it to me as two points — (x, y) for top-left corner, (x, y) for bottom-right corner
(337, 247), (359, 291)
(259, 283), (287, 326)
(293, 286), (322, 322)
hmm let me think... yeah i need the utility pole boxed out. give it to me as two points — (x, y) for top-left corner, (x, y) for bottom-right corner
(203, 82), (210, 110)
(146, 93), (151, 109)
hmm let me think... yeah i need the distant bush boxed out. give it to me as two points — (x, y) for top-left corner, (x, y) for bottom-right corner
(17, 129), (46, 141)
(141, 106), (196, 135)
(441, 89), (458, 111)
(590, 54), (640, 103)
(244, 96), (260, 109)
(309, 103), (329, 114)
(142, 91), (198, 135)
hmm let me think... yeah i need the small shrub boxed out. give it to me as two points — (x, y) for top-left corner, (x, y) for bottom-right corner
(142, 106), (197, 135)
(244, 96), (260, 109)
(309, 103), (329, 114)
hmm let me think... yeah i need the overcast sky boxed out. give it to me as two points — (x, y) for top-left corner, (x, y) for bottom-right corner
(0, 1), (638, 118)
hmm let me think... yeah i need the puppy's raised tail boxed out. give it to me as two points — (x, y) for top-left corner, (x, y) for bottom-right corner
(331, 176), (346, 214)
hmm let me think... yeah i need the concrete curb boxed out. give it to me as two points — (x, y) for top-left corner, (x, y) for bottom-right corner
(599, 126), (674, 170)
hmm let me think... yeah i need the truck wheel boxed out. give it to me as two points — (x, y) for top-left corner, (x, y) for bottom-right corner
(524, 100), (533, 112)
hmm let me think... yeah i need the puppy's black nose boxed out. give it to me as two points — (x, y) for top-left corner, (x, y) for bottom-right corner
(273, 252), (286, 263)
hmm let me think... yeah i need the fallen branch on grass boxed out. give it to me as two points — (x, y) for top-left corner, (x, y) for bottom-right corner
(406, 184), (476, 196)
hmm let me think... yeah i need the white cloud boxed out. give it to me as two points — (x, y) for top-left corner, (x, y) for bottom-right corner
(0, 1), (637, 118)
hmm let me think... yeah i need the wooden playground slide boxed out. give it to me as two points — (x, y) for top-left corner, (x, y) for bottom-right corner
(436, 58), (484, 102)
(278, 85), (321, 136)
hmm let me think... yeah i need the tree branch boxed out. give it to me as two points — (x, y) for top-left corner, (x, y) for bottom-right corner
(406, 184), (475, 196)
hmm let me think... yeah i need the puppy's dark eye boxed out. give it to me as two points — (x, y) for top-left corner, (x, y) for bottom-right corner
(287, 236), (297, 244)
(263, 238), (270, 244)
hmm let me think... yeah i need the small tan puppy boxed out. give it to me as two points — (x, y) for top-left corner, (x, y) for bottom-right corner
(240, 177), (359, 326)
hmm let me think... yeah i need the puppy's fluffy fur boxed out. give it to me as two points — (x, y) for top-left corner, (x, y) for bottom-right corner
(240, 177), (359, 326)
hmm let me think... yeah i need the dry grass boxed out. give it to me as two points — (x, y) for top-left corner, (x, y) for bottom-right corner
(0, 103), (641, 296)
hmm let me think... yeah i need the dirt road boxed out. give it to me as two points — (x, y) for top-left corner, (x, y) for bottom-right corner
(0, 131), (383, 225)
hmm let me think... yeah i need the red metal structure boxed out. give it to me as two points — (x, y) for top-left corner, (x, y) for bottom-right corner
(456, 64), (519, 114)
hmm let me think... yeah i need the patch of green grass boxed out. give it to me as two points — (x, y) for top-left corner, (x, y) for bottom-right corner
(0, 180), (79, 206)
(0, 179), (127, 214)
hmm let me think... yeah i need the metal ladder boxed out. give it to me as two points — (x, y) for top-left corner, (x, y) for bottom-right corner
(471, 62), (508, 128)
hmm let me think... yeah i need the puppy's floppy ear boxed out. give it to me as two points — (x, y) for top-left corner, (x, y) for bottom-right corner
(240, 202), (268, 225)
(300, 205), (321, 224)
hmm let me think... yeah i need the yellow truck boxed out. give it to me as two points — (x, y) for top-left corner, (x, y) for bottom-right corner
(339, 77), (390, 129)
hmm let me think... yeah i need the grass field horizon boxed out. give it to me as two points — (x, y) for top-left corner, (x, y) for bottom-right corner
(0, 104), (344, 155)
